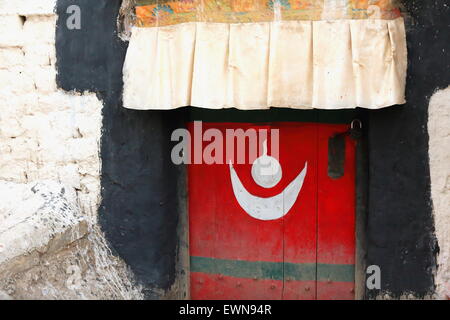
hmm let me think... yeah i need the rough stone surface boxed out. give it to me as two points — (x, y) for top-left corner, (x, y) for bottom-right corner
(0, 181), (143, 300)
(0, 181), (86, 266)
(428, 87), (450, 300)
(0, 0), (143, 299)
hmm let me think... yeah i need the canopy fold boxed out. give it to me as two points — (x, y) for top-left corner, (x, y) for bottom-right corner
(123, 1), (407, 110)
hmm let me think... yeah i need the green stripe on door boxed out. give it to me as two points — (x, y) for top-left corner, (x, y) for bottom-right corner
(191, 256), (354, 283)
(316, 264), (355, 283)
(284, 262), (316, 281)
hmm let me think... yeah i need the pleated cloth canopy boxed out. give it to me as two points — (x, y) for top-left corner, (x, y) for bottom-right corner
(123, 0), (407, 110)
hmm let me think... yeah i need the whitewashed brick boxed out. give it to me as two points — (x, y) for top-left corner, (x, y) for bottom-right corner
(37, 92), (74, 113)
(80, 175), (100, 194)
(65, 138), (99, 162)
(0, 162), (27, 182)
(47, 111), (79, 140)
(76, 112), (102, 137)
(0, 0), (56, 15)
(0, 118), (25, 138)
(22, 16), (56, 45)
(58, 164), (81, 190)
(0, 15), (24, 47)
(33, 66), (56, 93)
(24, 43), (52, 66)
(429, 87), (450, 299)
(20, 114), (52, 137)
(38, 136), (69, 163)
(0, 48), (25, 68)
(4, 137), (39, 161)
(9, 92), (39, 115)
(0, 68), (35, 94)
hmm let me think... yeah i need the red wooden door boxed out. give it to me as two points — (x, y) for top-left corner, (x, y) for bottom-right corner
(188, 122), (355, 300)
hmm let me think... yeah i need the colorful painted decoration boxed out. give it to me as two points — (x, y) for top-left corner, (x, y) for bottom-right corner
(250, 140), (282, 189)
(230, 161), (307, 220)
(135, 0), (403, 27)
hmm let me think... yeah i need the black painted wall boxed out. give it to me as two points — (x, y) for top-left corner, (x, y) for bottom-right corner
(55, 0), (449, 298)
(365, 0), (449, 298)
(56, 0), (187, 298)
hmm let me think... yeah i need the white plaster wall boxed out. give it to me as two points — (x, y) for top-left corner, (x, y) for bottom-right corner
(429, 86), (450, 300)
(0, 4), (100, 216)
(0, 0), (143, 299)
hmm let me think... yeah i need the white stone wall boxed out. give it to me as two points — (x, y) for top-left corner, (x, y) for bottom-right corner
(0, 2), (100, 216)
(428, 87), (450, 300)
(0, 0), (143, 299)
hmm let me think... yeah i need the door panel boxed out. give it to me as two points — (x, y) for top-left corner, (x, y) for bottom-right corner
(188, 121), (355, 300)
(189, 123), (284, 300)
(317, 124), (356, 300)
(276, 123), (318, 300)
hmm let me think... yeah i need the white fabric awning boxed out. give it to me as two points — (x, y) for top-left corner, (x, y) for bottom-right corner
(123, 1), (407, 110)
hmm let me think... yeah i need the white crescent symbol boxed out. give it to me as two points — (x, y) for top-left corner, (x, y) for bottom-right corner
(229, 162), (308, 221)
